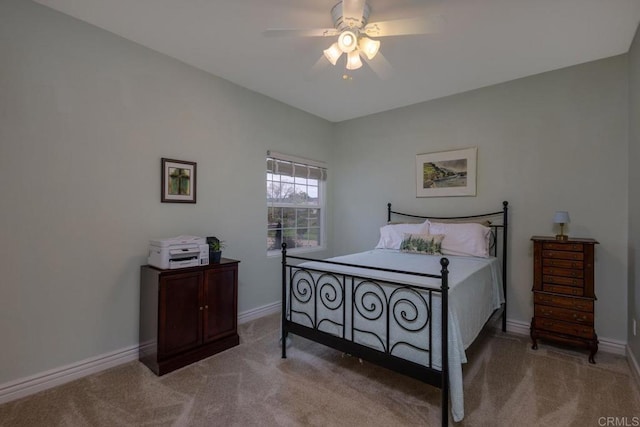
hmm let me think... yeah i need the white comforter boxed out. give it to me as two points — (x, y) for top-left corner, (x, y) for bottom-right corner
(287, 249), (504, 422)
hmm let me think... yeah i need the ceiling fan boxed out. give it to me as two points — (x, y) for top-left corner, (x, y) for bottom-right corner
(264, 0), (443, 79)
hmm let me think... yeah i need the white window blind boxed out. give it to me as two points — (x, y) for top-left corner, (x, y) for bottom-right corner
(266, 153), (327, 181)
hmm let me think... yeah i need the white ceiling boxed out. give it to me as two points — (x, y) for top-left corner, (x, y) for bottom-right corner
(34, 0), (640, 122)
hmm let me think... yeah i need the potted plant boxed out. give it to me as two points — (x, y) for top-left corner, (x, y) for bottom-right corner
(207, 236), (226, 263)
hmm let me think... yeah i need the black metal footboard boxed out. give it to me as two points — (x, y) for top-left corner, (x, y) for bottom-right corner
(281, 247), (450, 427)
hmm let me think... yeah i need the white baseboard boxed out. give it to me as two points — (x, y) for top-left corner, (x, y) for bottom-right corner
(598, 337), (627, 356)
(504, 318), (530, 336)
(627, 346), (640, 387)
(0, 345), (139, 405)
(0, 305), (283, 406)
(0, 308), (629, 406)
(502, 318), (627, 356)
(238, 301), (281, 324)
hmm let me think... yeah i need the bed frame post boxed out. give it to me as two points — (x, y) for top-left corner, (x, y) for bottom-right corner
(440, 257), (450, 427)
(387, 203), (392, 223)
(502, 201), (509, 333)
(281, 243), (288, 359)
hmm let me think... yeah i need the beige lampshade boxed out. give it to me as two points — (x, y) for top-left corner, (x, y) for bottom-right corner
(346, 51), (363, 70)
(323, 42), (341, 65)
(358, 36), (380, 60)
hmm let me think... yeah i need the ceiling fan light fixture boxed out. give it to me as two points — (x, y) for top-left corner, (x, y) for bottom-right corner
(358, 36), (380, 60)
(346, 50), (363, 70)
(323, 42), (342, 65)
(337, 30), (358, 53)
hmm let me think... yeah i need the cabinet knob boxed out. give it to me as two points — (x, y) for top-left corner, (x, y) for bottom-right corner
(205, 305), (209, 309)
(199, 306), (203, 311)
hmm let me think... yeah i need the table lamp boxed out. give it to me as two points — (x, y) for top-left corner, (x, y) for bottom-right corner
(553, 211), (570, 241)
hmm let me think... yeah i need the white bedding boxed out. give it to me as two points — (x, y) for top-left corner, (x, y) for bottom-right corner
(286, 249), (504, 422)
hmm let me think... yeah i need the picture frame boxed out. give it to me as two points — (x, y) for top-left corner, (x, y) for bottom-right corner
(416, 147), (477, 197)
(161, 158), (197, 203)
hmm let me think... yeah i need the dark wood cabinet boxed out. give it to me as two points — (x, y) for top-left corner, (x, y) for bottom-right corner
(530, 236), (598, 363)
(139, 259), (240, 375)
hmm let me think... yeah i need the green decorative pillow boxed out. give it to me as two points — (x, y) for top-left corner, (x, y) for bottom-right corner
(400, 233), (445, 255)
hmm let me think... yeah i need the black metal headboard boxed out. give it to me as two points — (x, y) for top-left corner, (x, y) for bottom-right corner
(386, 201), (509, 331)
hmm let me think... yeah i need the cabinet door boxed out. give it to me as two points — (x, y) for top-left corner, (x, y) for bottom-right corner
(203, 266), (237, 342)
(158, 271), (203, 358)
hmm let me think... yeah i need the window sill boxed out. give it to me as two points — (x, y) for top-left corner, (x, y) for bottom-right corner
(267, 246), (327, 258)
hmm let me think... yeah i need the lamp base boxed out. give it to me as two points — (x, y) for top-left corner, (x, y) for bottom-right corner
(555, 234), (569, 241)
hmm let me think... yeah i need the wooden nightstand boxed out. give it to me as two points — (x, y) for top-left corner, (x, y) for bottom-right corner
(530, 236), (598, 363)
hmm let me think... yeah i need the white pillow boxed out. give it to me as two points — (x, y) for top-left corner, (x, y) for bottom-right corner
(375, 221), (430, 250)
(428, 221), (491, 258)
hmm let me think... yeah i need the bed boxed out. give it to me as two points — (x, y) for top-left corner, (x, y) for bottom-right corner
(280, 202), (509, 426)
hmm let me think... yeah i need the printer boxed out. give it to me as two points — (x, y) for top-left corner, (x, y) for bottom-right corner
(148, 235), (209, 269)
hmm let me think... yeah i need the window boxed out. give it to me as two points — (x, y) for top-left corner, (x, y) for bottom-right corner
(267, 152), (327, 255)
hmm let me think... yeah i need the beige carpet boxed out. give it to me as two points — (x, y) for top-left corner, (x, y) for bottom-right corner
(1, 314), (639, 426)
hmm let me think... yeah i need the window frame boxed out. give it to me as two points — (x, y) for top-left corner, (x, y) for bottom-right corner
(266, 153), (327, 257)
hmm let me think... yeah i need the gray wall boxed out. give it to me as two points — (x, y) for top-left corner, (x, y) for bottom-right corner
(333, 57), (629, 342)
(629, 25), (640, 362)
(0, 0), (333, 384)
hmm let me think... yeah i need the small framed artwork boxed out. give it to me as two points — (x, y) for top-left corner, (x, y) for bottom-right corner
(161, 158), (197, 203)
(416, 147), (477, 197)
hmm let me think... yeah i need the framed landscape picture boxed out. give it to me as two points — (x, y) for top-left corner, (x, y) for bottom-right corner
(416, 147), (477, 197)
(161, 158), (197, 203)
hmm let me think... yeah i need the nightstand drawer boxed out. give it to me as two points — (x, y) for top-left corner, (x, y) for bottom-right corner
(543, 284), (584, 296)
(542, 250), (584, 261)
(535, 305), (593, 325)
(534, 318), (594, 339)
(542, 266), (584, 278)
(542, 258), (584, 269)
(542, 242), (584, 252)
(534, 293), (593, 312)
(543, 275), (583, 287)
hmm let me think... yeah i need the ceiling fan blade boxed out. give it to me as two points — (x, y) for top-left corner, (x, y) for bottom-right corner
(305, 55), (331, 81)
(263, 28), (339, 38)
(364, 15), (444, 37)
(342, 0), (367, 28)
(364, 52), (393, 80)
